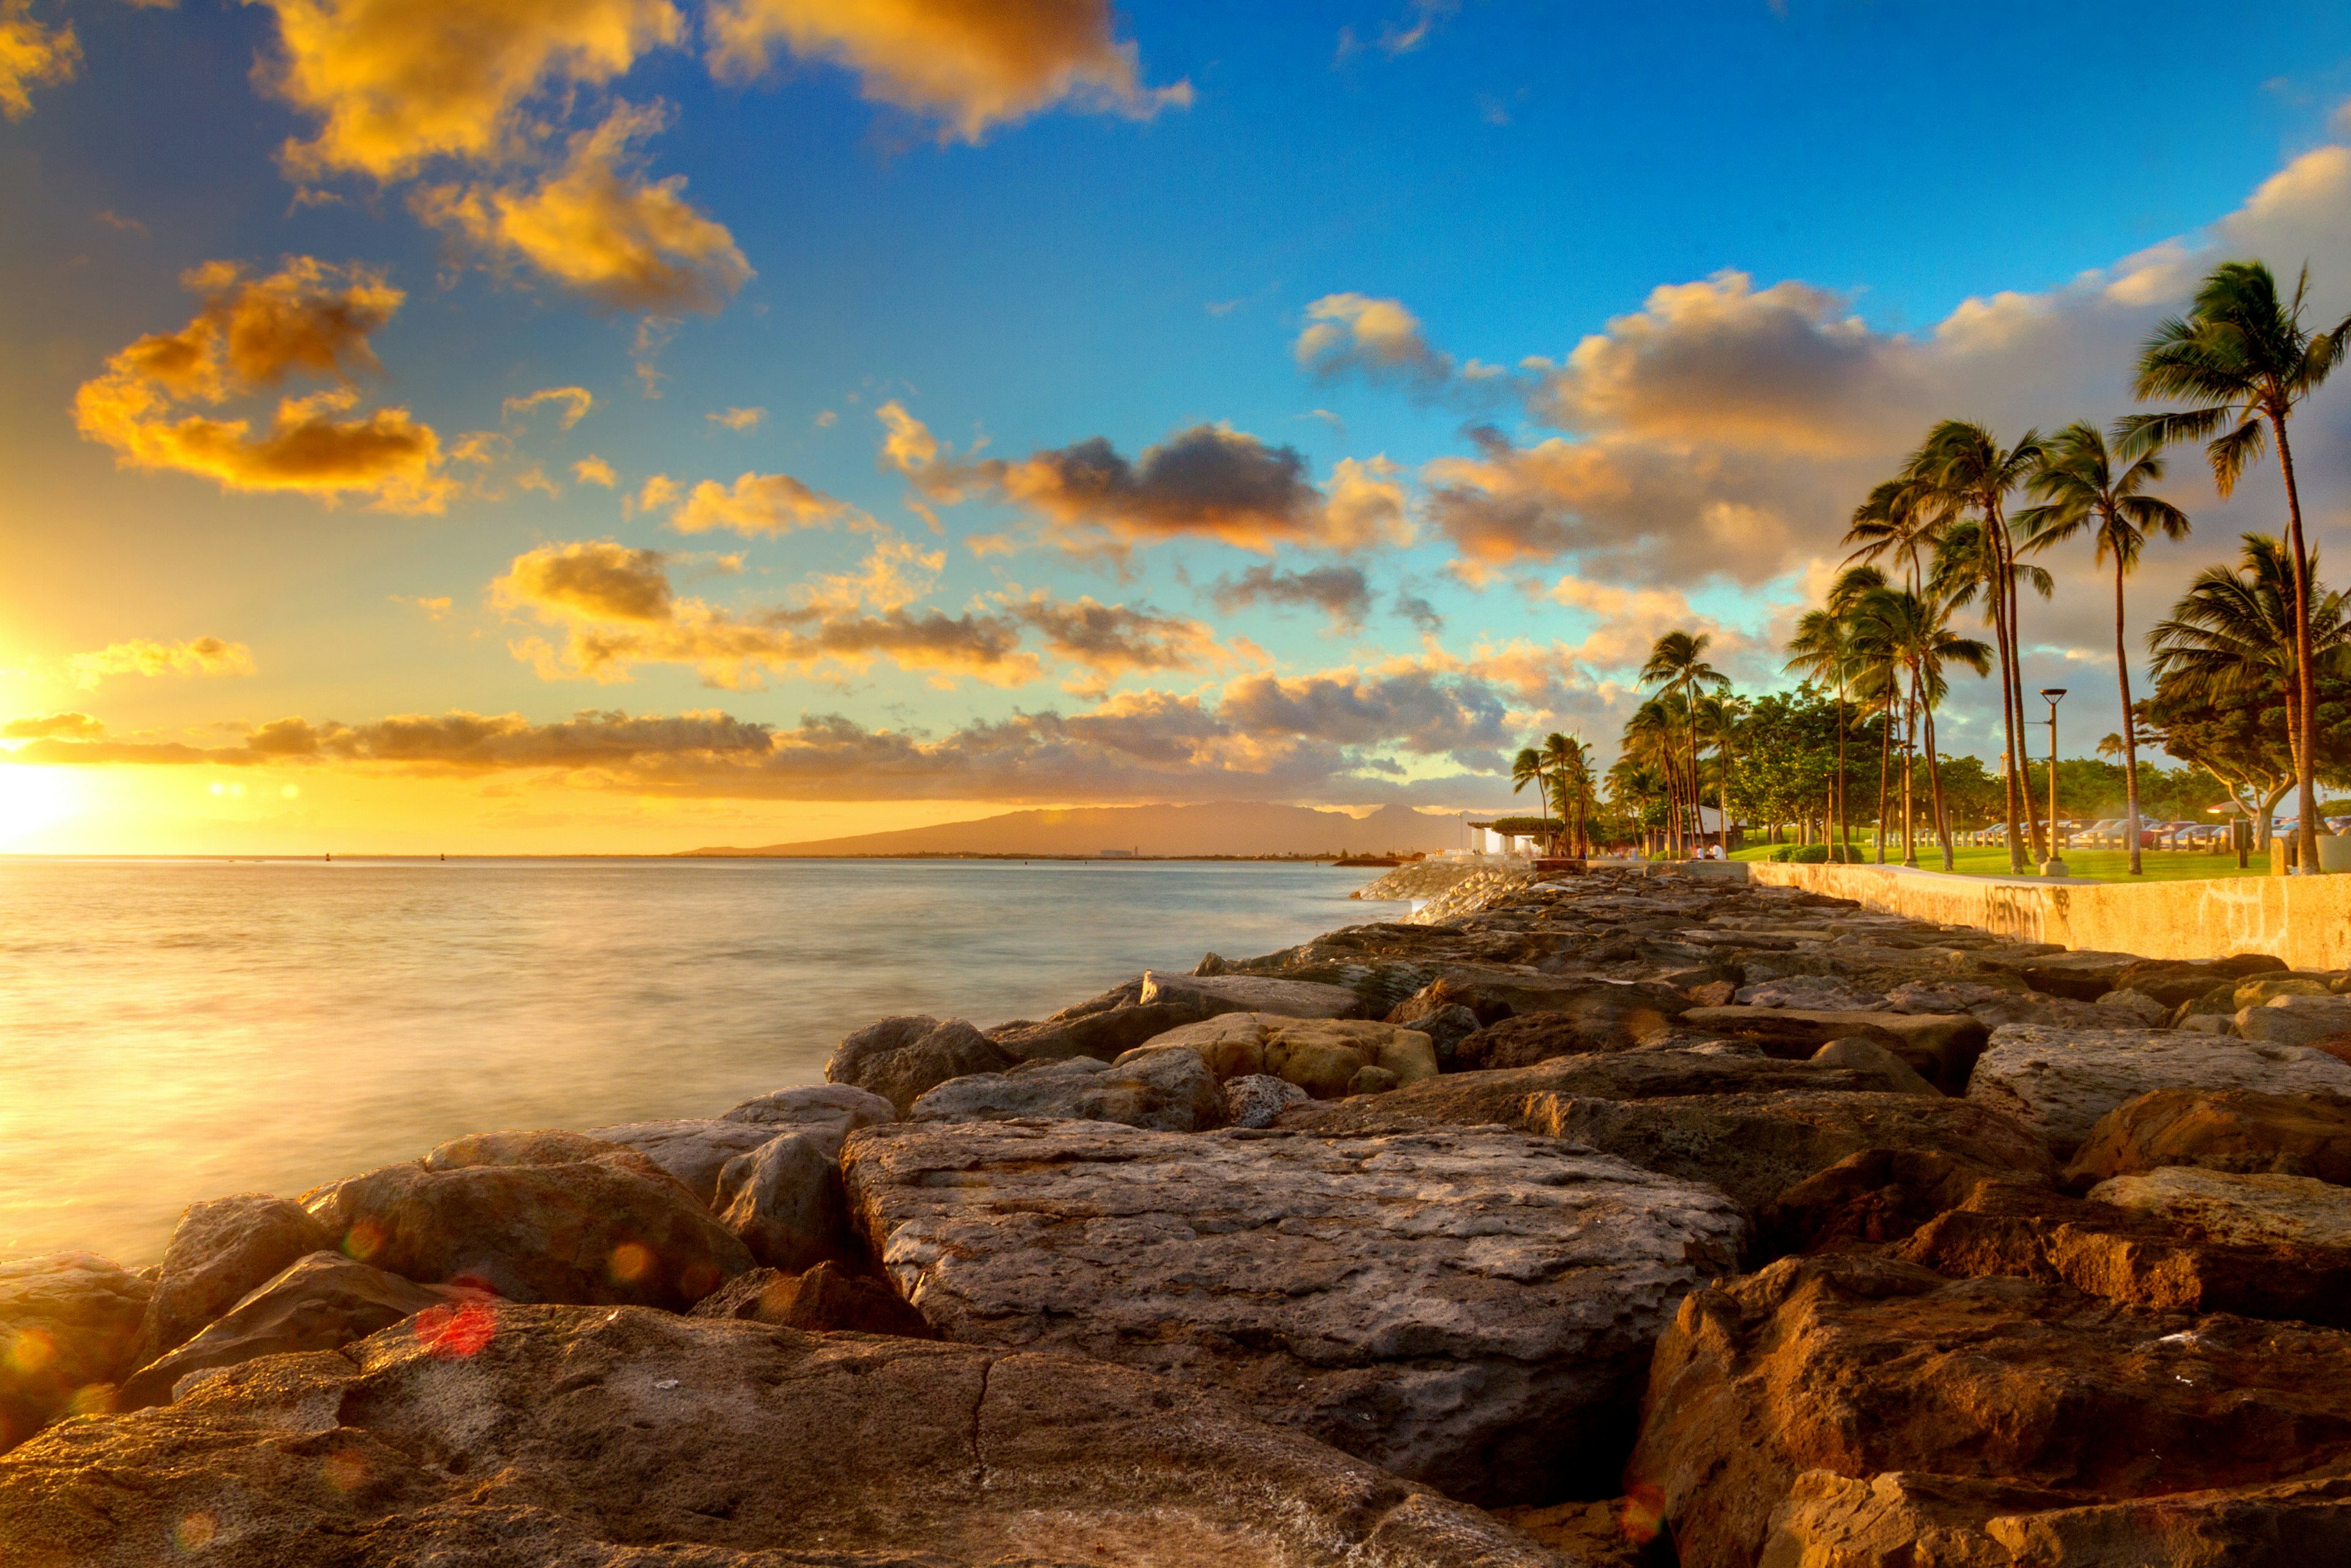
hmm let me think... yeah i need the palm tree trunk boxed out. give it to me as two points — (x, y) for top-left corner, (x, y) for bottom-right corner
(1874, 706), (1891, 864)
(1717, 729), (1737, 860)
(1924, 690), (1954, 871)
(1685, 703), (1704, 858)
(2272, 411), (2322, 875)
(1988, 541), (2027, 873)
(2115, 548), (2144, 877)
(1997, 520), (2045, 863)
(1901, 689), (1919, 867)
(1834, 686), (1850, 858)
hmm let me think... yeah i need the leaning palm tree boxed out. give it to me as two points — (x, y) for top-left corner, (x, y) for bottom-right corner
(1926, 514), (2053, 868)
(2124, 261), (2351, 874)
(1904, 420), (2046, 869)
(1640, 631), (1730, 856)
(2015, 421), (2193, 875)
(1848, 585), (1994, 870)
(2148, 533), (2351, 872)
(1510, 746), (1554, 852)
(1620, 699), (1684, 856)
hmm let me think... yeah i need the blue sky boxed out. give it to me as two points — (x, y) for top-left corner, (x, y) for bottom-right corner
(3, 0), (2350, 850)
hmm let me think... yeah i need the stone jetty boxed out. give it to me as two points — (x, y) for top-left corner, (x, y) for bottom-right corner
(10, 864), (2351, 1564)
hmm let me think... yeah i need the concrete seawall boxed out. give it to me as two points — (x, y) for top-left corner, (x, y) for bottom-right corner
(1750, 860), (2351, 969)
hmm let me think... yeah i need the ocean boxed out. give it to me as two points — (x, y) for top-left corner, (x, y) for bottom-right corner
(0, 857), (1385, 1264)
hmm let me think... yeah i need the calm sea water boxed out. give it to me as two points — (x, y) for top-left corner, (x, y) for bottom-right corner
(0, 858), (1385, 1264)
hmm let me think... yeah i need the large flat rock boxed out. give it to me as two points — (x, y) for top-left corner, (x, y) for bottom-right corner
(2064, 1087), (2351, 1187)
(0, 1254), (149, 1455)
(842, 1119), (1745, 1505)
(0, 1305), (1557, 1567)
(1967, 1026), (2351, 1158)
(909, 1049), (1226, 1130)
(2088, 1166), (2351, 1251)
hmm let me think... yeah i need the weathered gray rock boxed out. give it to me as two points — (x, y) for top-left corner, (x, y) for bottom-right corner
(304, 1131), (753, 1308)
(983, 977), (1218, 1065)
(582, 1117), (785, 1204)
(712, 1131), (849, 1274)
(1427, 973), (1692, 1045)
(1679, 1007), (1986, 1090)
(687, 1261), (941, 1338)
(131, 1194), (331, 1366)
(0, 1253), (149, 1455)
(1965, 948), (2147, 1001)
(2239, 994), (2351, 1047)
(2090, 988), (2171, 1027)
(1137, 969), (1363, 1018)
(1967, 1026), (2351, 1158)
(1737, 976), (1889, 1011)
(910, 1048), (1226, 1131)
(119, 1251), (452, 1409)
(0, 1305), (1555, 1566)
(1226, 1072), (1311, 1127)
(1382, 997), (1485, 1068)
(1122, 1014), (1438, 1098)
(844, 1118), (1745, 1505)
(2113, 952), (2289, 1007)
(718, 1081), (898, 1132)
(2087, 1166), (2351, 1252)
(822, 1015), (1012, 1116)
(1810, 1037), (1938, 1096)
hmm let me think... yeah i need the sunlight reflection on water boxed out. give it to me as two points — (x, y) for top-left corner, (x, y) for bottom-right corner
(0, 857), (1381, 1262)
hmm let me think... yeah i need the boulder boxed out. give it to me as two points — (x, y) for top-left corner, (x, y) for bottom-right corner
(2112, 953), (2289, 1007)
(2064, 1087), (2351, 1187)
(0, 1305), (1554, 1566)
(1627, 1251), (2351, 1568)
(1447, 981), (1694, 1069)
(823, 1015), (1013, 1116)
(712, 1131), (849, 1273)
(2088, 1166), (2351, 1252)
(2240, 994), (2351, 1047)
(909, 1049), (1226, 1131)
(1523, 1090), (2053, 1214)
(1382, 997), (1484, 1068)
(1680, 1007), (1985, 1090)
(1736, 976), (1889, 1011)
(1125, 1015), (1437, 1099)
(1884, 978), (2123, 1032)
(1809, 1037), (1937, 1097)
(688, 1261), (940, 1338)
(1757, 1147), (2050, 1257)
(2239, 975), (2336, 1007)
(0, 1253), (150, 1455)
(582, 1118), (785, 1204)
(718, 1081), (898, 1133)
(304, 1132), (753, 1308)
(2088, 987), (2170, 1027)
(842, 1119), (1745, 1505)
(1118, 1011), (1283, 1078)
(1226, 1073), (1310, 1128)
(119, 1251), (453, 1409)
(131, 1193), (332, 1365)
(1491, 1498), (1666, 1567)
(1411, 967), (1690, 1029)
(1136, 969), (1363, 1019)
(1965, 948), (2147, 1001)
(1967, 1026), (2351, 1158)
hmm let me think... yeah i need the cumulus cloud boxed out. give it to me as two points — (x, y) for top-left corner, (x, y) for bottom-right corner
(412, 101), (750, 312)
(1294, 293), (1454, 390)
(574, 454), (618, 487)
(669, 468), (871, 537)
(703, 0), (1190, 141)
(255, 0), (685, 182)
(1007, 593), (1219, 681)
(1, 711), (102, 741)
(877, 402), (1404, 554)
(496, 539), (673, 621)
(503, 384), (593, 427)
(0, 0), (77, 122)
(1213, 563), (1375, 631)
(72, 258), (453, 511)
(67, 636), (258, 688)
(707, 405), (765, 432)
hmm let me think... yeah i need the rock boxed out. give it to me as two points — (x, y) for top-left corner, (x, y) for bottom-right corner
(1967, 1026), (2351, 1158)
(2240, 975), (2335, 1007)
(718, 1081), (898, 1133)
(2240, 994), (2351, 1046)
(1137, 969), (1363, 1018)
(1117, 1010), (1280, 1076)
(687, 1261), (940, 1338)
(909, 1047), (1226, 1131)
(2088, 1166), (2351, 1251)
(1225, 1073), (1310, 1127)
(1965, 948), (2147, 1001)
(1263, 1018), (1438, 1097)
(823, 1015), (1013, 1116)
(304, 1132), (753, 1308)
(842, 1119), (1745, 1505)
(0, 1305), (1554, 1566)
(1757, 1147), (2049, 1257)
(712, 1131), (850, 1274)
(1685, 979), (1738, 1007)
(2112, 953), (2289, 1007)
(1447, 980), (1694, 1068)
(1627, 1251), (2351, 1568)
(1736, 976), (1889, 1011)
(424, 1127), (642, 1170)
(130, 1194), (332, 1365)
(1525, 1090), (2051, 1215)
(119, 1251), (452, 1409)
(1756, 1470), (2095, 1568)
(1809, 1037), (1938, 1096)
(1381, 996), (1485, 1067)
(1885, 978), (2123, 1032)
(1492, 1497), (1668, 1567)
(1349, 1064), (1401, 1094)
(2088, 986), (2170, 1027)
(0, 1254), (150, 1454)
(2065, 1087), (2351, 1187)
(1680, 1007), (1985, 1090)
(583, 1118), (787, 1204)
(1414, 966), (1691, 1029)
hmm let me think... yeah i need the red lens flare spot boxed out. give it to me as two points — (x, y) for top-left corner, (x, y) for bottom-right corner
(415, 1300), (495, 1359)
(65, 1383), (117, 1417)
(342, 1221), (386, 1263)
(677, 1261), (719, 1301)
(175, 1510), (218, 1551)
(321, 1448), (368, 1493)
(1619, 1480), (1667, 1546)
(607, 1242), (654, 1285)
(3, 1327), (55, 1375)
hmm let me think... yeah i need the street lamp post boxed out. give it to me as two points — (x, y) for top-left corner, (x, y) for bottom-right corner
(2039, 688), (2068, 877)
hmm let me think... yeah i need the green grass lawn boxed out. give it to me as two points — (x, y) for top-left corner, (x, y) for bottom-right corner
(1730, 842), (2272, 883)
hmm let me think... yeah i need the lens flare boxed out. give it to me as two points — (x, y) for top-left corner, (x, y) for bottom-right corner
(341, 1220), (385, 1262)
(175, 1511), (218, 1550)
(415, 1300), (495, 1359)
(607, 1241), (654, 1285)
(3, 1327), (55, 1375)
(321, 1448), (367, 1493)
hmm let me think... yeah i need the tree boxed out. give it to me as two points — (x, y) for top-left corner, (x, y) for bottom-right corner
(1847, 584), (1993, 869)
(1543, 732), (1595, 856)
(2124, 260), (2351, 876)
(2015, 421), (2192, 875)
(1639, 631), (1730, 855)
(1784, 609), (1854, 853)
(1510, 746), (1554, 850)
(1693, 692), (1745, 856)
(2147, 534), (2351, 869)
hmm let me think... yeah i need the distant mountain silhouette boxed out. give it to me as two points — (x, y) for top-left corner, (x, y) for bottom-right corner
(680, 801), (1499, 858)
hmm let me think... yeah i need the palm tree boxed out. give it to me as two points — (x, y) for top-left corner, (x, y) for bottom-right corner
(2148, 533), (2351, 871)
(1620, 700), (1683, 855)
(1785, 609), (1854, 857)
(1904, 421), (2046, 871)
(1848, 584), (1994, 870)
(1640, 631), (1730, 856)
(1693, 692), (1745, 859)
(2015, 421), (2192, 875)
(1543, 732), (1594, 856)
(1925, 512), (2053, 866)
(1510, 745), (1554, 852)
(2124, 261), (2351, 875)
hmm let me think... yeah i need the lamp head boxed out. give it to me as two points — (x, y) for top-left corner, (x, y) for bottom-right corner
(2039, 688), (2067, 703)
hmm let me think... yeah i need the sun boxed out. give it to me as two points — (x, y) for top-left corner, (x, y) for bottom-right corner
(0, 764), (80, 848)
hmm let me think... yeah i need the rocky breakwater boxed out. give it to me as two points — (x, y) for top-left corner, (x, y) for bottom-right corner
(16, 863), (2351, 1562)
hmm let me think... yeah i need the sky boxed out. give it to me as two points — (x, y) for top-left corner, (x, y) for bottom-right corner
(4, 0), (2351, 854)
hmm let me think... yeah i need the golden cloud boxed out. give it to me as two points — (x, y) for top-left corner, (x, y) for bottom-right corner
(669, 468), (868, 537)
(497, 540), (673, 621)
(707, 405), (765, 432)
(1, 711), (102, 741)
(72, 258), (454, 511)
(0, 0), (77, 122)
(502, 384), (594, 427)
(1294, 293), (1452, 387)
(411, 102), (751, 312)
(703, 0), (1189, 141)
(574, 455), (618, 487)
(257, 0), (684, 181)
(68, 636), (258, 688)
